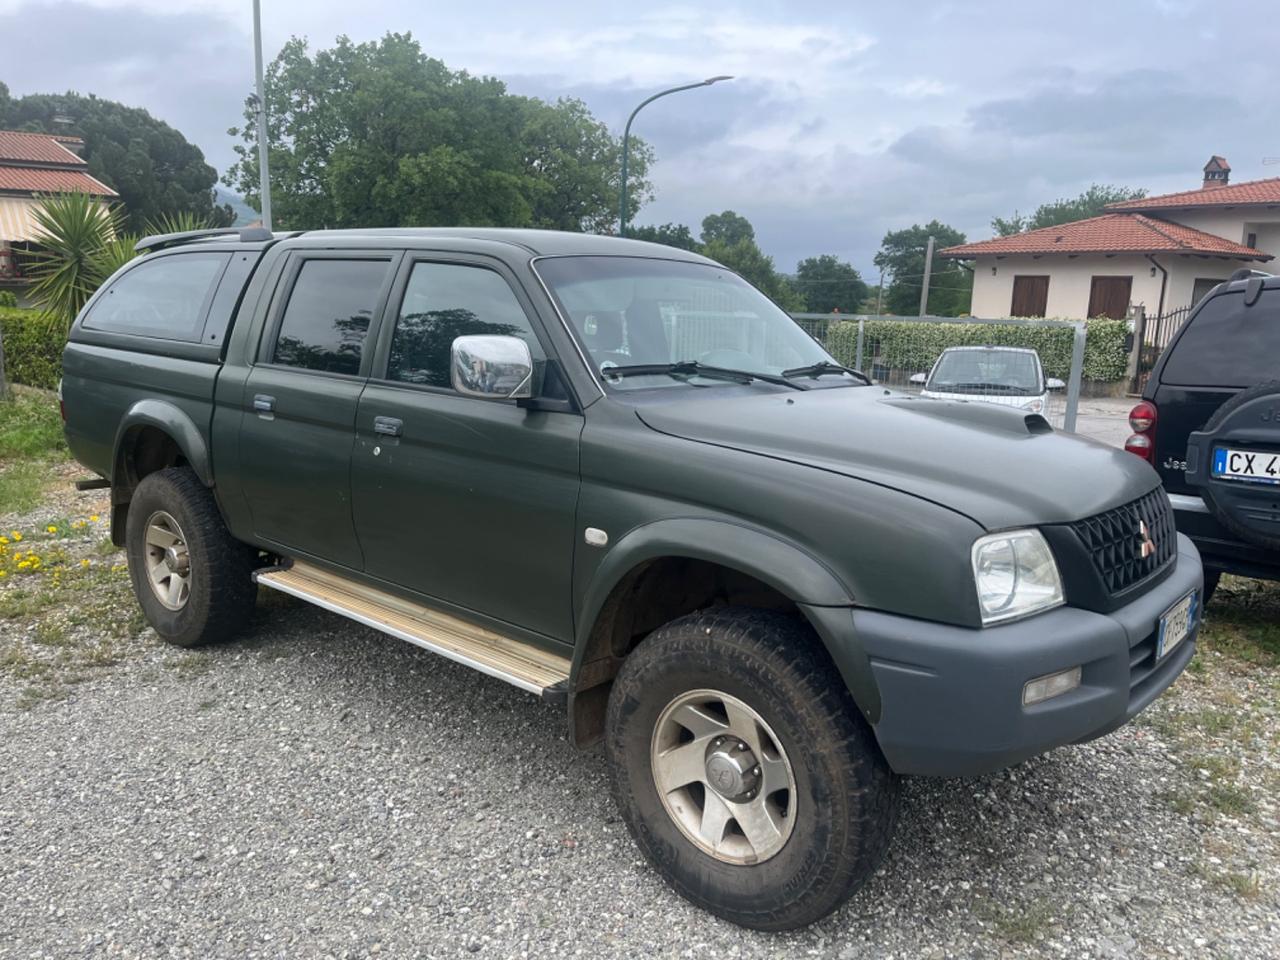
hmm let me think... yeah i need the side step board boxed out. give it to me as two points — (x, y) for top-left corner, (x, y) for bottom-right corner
(254, 562), (571, 697)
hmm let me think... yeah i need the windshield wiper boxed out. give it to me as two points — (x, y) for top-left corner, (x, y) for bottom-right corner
(602, 361), (805, 390)
(781, 360), (871, 384)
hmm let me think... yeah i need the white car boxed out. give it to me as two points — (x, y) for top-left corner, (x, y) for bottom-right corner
(911, 345), (1064, 415)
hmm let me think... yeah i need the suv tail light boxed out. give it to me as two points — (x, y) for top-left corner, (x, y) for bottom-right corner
(1125, 400), (1157, 462)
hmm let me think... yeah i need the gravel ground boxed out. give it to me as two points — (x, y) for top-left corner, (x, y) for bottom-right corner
(1, 489), (1277, 959)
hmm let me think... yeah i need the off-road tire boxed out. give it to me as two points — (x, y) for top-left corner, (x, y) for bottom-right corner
(605, 607), (899, 931)
(125, 467), (257, 647)
(1197, 380), (1280, 551)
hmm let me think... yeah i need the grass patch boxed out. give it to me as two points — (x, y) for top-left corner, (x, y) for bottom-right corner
(977, 898), (1056, 943)
(1205, 784), (1254, 817)
(1219, 872), (1262, 899)
(1200, 578), (1280, 667)
(0, 386), (69, 513)
(0, 460), (51, 514)
(0, 386), (65, 461)
(167, 651), (214, 679)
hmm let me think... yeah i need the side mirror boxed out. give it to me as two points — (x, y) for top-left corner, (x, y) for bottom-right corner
(450, 335), (534, 401)
(909, 372), (927, 385)
(1046, 377), (1066, 391)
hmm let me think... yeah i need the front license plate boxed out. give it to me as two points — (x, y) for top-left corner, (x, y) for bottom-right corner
(1157, 591), (1197, 660)
(1212, 447), (1280, 485)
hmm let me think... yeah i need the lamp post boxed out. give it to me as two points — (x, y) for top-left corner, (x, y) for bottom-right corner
(618, 76), (732, 237)
(252, 0), (273, 231)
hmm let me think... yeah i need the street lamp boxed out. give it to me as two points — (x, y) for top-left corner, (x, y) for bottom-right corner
(618, 76), (733, 237)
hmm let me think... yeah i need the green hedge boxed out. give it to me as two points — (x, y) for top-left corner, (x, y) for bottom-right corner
(824, 317), (1128, 383)
(0, 308), (64, 390)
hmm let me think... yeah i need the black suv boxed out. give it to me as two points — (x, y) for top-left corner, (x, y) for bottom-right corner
(1126, 270), (1280, 599)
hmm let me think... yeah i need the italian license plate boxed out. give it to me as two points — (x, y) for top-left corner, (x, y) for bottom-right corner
(1157, 591), (1197, 660)
(1212, 447), (1280, 485)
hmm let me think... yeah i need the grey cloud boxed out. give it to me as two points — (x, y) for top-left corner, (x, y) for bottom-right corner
(4, 2), (250, 175)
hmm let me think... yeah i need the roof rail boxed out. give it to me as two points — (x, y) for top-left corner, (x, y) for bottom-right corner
(1228, 267), (1272, 283)
(134, 225), (274, 254)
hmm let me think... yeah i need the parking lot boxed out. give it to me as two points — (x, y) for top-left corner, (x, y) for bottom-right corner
(1, 462), (1277, 960)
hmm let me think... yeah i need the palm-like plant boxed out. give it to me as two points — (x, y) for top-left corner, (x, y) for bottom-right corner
(145, 211), (212, 237)
(27, 192), (123, 327)
(89, 233), (142, 284)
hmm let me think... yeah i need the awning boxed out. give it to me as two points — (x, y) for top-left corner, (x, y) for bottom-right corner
(0, 196), (42, 243)
(0, 195), (115, 244)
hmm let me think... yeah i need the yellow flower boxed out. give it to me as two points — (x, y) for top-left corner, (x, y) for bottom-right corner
(89, 515), (100, 523)
(11, 532), (22, 541)
(0, 536), (8, 544)
(47, 525), (58, 534)
(0, 570), (6, 578)
(80, 559), (91, 568)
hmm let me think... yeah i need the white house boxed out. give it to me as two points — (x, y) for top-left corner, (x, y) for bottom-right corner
(941, 157), (1278, 320)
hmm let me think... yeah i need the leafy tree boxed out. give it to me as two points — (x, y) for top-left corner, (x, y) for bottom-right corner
(628, 222), (700, 252)
(874, 221), (971, 317)
(1, 91), (232, 233)
(793, 255), (868, 314)
(992, 183), (1147, 236)
(700, 210), (755, 247)
(227, 33), (651, 232)
(702, 237), (802, 312)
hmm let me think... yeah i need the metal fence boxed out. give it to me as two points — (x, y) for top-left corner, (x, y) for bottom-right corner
(1129, 304), (1192, 394)
(792, 314), (1087, 432)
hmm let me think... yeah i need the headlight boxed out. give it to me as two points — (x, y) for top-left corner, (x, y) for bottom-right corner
(1022, 398), (1044, 414)
(971, 529), (1064, 624)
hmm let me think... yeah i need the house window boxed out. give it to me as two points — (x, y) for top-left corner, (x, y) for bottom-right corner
(1010, 275), (1049, 317)
(1192, 278), (1224, 307)
(1087, 276), (1133, 320)
(1246, 232), (1258, 249)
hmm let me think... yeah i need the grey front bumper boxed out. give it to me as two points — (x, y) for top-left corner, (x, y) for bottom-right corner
(853, 533), (1202, 777)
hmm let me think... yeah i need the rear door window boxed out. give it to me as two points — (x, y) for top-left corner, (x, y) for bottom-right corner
(83, 252), (228, 341)
(271, 258), (393, 375)
(1161, 290), (1280, 387)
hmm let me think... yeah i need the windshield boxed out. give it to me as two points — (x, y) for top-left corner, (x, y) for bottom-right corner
(534, 256), (836, 390)
(926, 349), (1043, 396)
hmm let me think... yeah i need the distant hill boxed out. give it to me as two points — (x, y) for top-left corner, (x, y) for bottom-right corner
(214, 186), (260, 226)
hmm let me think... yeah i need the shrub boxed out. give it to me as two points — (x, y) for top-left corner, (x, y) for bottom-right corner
(824, 317), (1128, 383)
(0, 308), (64, 389)
(0, 291), (17, 309)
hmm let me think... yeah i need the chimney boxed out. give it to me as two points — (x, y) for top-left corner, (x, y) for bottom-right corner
(1202, 155), (1230, 189)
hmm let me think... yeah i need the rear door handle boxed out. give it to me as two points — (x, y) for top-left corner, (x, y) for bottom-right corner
(373, 416), (403, 437)
(252, 394), (275, 414)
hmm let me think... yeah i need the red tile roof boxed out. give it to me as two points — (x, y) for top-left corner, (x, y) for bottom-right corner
(0, 166), (118, 197)
(0, 129), (85, 165)
(939, 213), (1271, 260)
(1107, 177), (1280, 211)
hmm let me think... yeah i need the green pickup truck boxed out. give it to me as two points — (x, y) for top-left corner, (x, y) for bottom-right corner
(61, 226), (1202, 930)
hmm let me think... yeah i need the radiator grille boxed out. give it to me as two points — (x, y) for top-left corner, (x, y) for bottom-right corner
(1070, 488), (1177, 595)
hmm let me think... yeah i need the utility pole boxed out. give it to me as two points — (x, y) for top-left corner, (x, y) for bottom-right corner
(252, 0), (273, 232)
(874, 268), (884, 315)
(918, 235), (935, 317)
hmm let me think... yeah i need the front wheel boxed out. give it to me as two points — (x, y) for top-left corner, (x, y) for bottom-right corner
(605, 608), (899, 930)
(125, 467), (257, 647)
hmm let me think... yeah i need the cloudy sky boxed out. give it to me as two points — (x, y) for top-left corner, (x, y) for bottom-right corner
(3, 0), (1277, 274)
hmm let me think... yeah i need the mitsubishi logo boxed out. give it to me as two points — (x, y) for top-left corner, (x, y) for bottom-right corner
(1138, 519), (1156, 559)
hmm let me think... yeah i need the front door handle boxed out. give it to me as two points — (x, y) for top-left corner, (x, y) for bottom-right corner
(252, 394), (276, 414)
(373, 416), (403, 437)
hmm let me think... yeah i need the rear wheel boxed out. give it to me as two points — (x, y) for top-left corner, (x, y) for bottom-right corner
(125, 467), (257, 647)
(605, 607), (898, 930)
